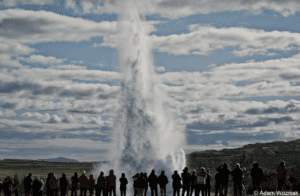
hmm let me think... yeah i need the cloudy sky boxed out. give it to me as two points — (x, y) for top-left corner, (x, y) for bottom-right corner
(1, 0), (300, 162)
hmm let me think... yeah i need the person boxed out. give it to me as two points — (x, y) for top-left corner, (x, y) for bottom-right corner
(3, 176), (13, 196)
(79, 171), (89, 196)
(220, 163), (230, 196)
(71, 172), (79, 196)
(196, 168), (207, 196)
(96, 172), (105, 196)
(107, 170), (116, 196)
(12, 174), (20, 196)
(0, 178), (3, 196)
(88, 174), (95, 196)
(119, 173), (128, 196)
(144, 173), (148, 196)
(276, 161), (288, 191)
(104, 176), (109, 196)
(138, 173), (145, 196)
(158, 170), (168, 196)
(231, 163), (243, 196)
(251, 162), (264, 193)
(190, 171), (197, 196)
(215, 166), (222, 196)
(205, 169), (211, 196)
(33, 176), (43, 196)
(24, 173), (33, 196)
(60, 173), (69, 196)
(148, 170), (158, 196)
(49, 173), (59, 196)
(172, 170), (181, 196)
(181, 167), (191, 196)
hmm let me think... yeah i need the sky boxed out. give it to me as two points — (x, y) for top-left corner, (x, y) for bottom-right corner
(1, 0), (300, 162)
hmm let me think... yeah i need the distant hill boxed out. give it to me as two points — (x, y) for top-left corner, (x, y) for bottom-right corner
(37, 157), (79, 162)
(187, 139), (300, 173)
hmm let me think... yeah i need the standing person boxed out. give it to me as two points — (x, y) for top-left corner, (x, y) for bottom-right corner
(172, 170), (181, 196)
(181, 167), (191, 196)
(71, 172), (79, 196)
(158, 171), (168, 196)
(79, 171), (89, 196)
(144, 173), (148, 196)
(276, 161), (288, 191)
(88, 174), (95, 196)
(60, 174), (69, 196)
(0, 178), (3, 196)
(24, 173), (33, 196)
(288, 168), (299, 191)
(133, 173), (139, 196)
(215, 166), (222, 196)
(251, 163), (263, 193)
(148, 170), (158, 196)
(107, 170), (116, 196)
(220, 163), (230, 196)
(231, 164), (243, 196)
(49, 173), (59, 196)
(96, 172), (105, 196)
(119, 173), (128, 196)
(3, 176), (13, 196)
(205, 169), (211, 196)
(12, 174), (20, 196)
(104, 176), (109, 196)
(33, 176), (43, 196)
(138, 173), (145, 196)
(196, 168), (207, 196)
(190, 171), (197, 196)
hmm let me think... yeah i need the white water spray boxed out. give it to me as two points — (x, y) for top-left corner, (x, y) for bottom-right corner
(93, 0), (186, 191)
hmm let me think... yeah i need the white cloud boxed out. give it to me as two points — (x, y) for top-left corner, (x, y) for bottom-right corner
(97, 63), (105, 67)
(17, 55), (67, 64)
(49, 64), (87, 70)
(207, 63), (216, 68)
(155, 66), (165, 72)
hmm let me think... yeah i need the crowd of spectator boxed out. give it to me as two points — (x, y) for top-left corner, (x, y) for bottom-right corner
(0, 161), (299, 196)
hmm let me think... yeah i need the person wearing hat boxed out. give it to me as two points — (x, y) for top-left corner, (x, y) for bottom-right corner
(79, 171), (89, 196)
(231, 163), (243, 196)
(181, 167), (191, 196)
(195, 168), (207, 196)
(189, 170), (197, 196)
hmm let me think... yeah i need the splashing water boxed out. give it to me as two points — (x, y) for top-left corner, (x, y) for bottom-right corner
(92, 0), (186, 192)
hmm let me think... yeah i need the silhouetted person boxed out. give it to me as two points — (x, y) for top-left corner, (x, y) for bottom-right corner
(89, 174), (95, 196)
(288, 168), (299, 191)
(119, 173), (128, 196)
(133, 173), (139, 196)
(251, 162), (263, 193)
(220, 163), (230, 196)
(148, 170), (158, 196)
(96, 172), (105, 196)
(205, 169), (211, 196)
(215, 166), (222, 196)
(49, 173), (59, 196)
(181, 167), (191, 196)
(0, 178), (3, 196)
(190, 171), (197, 196)
(12, 174), (20, 196)
(231, 163), (243, 196)
(3, 176), (13, 196)
(196, 168), (207, 196)
(104, 176), (109, 196)
(33, 176), (43, 196)
(107, 170), (116, 196)
(139, 172), (145, 196)
(276, 161), (288, 191)
(24, 173), (33, 196)
(71, 172), (79, 196)
(60, 174), (69, 196)
(79, 171), (89, 196)
(158, 170), (168, 196)
(172, 170), (181, 196)
(144, 173), (148, 196)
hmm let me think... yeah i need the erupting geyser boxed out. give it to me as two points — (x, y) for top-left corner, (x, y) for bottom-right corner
(93, 0), (187, 192)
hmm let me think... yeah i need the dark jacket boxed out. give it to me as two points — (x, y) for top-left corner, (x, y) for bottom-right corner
(158, 175), (169, 188)
(119, 177), (128, 190)
(172, 173), (181, 189)
(251, 167), (264, 184)
(71, 176), (78, 188)
(78, 175), (89, 188)
(60, 177), (69, 190)
(148, 174), (158, 188)
(23, 176), (33, 192)
(276, 165), (287, 180)
(97, 176), (105, 188)
(88, 178), (95, 189)
(181, 172), (191, 186)
(107, 175), (116, 187)
(220, 168), (231, 186)
(33, 179), (43, 192)
(231, 168), (243, 185)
